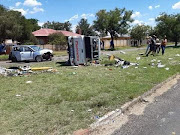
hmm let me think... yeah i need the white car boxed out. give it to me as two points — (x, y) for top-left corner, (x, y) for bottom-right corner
(9, 45), (53, 62)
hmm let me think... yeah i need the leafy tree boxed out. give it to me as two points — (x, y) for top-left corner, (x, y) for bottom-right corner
(27, 19), (41, 32)
(156, 13), (180, 46)
(0, 4), (40, 44)
(42, 21), (72, 31)
(130, 25), (151, 46)
(94, 8), (133, 49)
(48, 33), (67, 49)
(76, 18), (96, 36)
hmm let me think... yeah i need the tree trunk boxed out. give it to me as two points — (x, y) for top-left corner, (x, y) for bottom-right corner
(110, 32), (114, 50)
(175, 41), (178, 47)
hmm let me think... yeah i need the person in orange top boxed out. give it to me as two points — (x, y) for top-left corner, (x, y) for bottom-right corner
(161, 36), (167, 55)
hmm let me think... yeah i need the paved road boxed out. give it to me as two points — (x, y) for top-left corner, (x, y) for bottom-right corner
(112, 78), (180, 135)
(0, 56), (68, 67)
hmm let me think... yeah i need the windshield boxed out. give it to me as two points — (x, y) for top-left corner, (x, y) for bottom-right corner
(30, 46), (42, 51)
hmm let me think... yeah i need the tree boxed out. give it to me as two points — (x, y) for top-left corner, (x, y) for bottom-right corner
(0, 4), (40, 44)
(76, 18), (96, 36)
(156, 13), (180, 46)
(48, 33), (67, 49)
(130, 25), (151, 46)
(42, 21), (72, 31)
(94, 8), (133, 49)
(27, 19), (41, 32)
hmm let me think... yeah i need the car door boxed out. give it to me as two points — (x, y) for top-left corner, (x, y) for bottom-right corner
(20, 47), (34, 61)
(12, 47), (21, 61)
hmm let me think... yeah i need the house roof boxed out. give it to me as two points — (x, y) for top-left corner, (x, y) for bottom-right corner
(32, 29), (57, 36)
(32, 28), (81, 37)
(58, 30), (81, 37)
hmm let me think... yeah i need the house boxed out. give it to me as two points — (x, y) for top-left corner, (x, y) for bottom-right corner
(32, 28), (81, 45)
(101, 35), (131, 49)
(101, 35), (147, 49)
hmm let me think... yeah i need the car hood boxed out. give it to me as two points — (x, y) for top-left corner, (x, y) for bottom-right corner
(39, 49), (53, 54)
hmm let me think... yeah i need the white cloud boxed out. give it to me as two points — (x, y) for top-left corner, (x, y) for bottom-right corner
(30, 7), (44, 14)
(15, 2), (22, 7)
(66, 14), (79, 22)
(23, 0), (42, 7)
(132, 20), (144, 25)
(38, 22), (44, 27)
(155, 5), (160, 8)
(172, 1), (180, 9)
(131, 12), (141, 18)
(72, 24), (77, 33)
(149, 18), (155, 21)
(12, 8), (28, 15)
(148, 6), (153, 10)
(81, 13), (95, 19)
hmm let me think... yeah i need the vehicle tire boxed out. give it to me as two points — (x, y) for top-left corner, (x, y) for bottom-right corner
(45, 53), (52, 61)
(49, 55), (53, 61)
(35, 56), (43, 62)
(12, 56), (17, 62)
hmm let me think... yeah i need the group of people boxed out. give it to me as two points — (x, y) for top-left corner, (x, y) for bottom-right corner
(145, 35), (167, 56)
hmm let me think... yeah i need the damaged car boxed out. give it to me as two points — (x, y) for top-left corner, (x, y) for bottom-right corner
(9, 45), (53, 62)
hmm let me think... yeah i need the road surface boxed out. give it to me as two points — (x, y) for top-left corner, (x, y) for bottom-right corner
(112, 77), (180, 135)
(0, 56), (68, 67)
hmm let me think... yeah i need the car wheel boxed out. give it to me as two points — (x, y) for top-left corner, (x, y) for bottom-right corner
(35, 56), (43, 62)
(49, 55), (53, 61)
(12, 56), (17, 62)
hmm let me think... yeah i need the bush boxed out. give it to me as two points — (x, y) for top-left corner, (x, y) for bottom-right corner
(48, 33), (67, 48)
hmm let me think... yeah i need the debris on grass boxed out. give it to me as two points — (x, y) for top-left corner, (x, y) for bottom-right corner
(136, 57), (141, 60)
(88, 109), (92, 112)
(104, 55), (138, 69)
(72, 72), (76, 75)
(168, 58), (173, 60)
(143, 67), (147, 69)
(31, 67), (53, 71)
(16, 94), (21, 97)
(165, 67), (169, 70)
(120, 51), (126, 54)
(157, 63), (165, 68)
(122, 65), (129, 69)
(0, 66), (57, 77)
(151, 59), (156, 62)
(175, 54), (180, 57)
(71, 110), (74, 112)
(26, 81), (32, 84)
(0, 67), (7, 76)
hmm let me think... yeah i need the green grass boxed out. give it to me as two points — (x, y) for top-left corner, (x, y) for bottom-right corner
(53, 51), (68, 56)
(0, 54), (8, 61)
(0, 47), (180, 135)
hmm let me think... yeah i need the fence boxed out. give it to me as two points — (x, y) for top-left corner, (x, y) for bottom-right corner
(36, 44), (67, 51)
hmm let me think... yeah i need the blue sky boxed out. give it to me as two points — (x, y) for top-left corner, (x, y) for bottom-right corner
(0, 0), (180, 31)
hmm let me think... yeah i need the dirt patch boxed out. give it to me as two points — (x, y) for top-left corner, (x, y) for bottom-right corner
(90, 75), (180, 135)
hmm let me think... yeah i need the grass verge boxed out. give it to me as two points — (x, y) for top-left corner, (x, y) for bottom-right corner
(0, 54), (8, 61)
(0, 47), (179, 135)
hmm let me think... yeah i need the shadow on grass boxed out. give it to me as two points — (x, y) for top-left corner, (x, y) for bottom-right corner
(56, 61), (71, 67)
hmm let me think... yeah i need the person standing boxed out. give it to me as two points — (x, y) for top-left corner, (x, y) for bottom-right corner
(146, 35), (156, 57)
(161, 36), (167, 55)
(145, 36), (151, 55)
(156, 38), (161, 54)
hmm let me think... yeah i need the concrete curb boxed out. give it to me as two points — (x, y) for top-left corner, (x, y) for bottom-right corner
(90, 73), (179, 129)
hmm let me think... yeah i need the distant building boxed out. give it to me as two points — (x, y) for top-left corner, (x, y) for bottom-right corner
(101, 35), (131, 49)
(32, 28), (81, 45)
